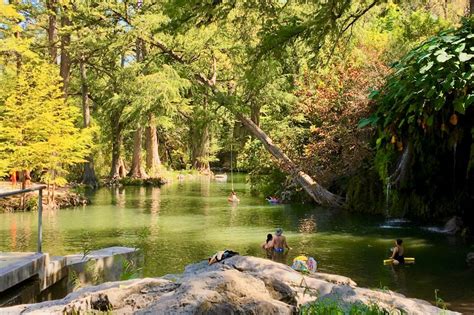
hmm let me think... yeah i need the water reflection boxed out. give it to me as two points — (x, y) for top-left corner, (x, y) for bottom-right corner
(6, 214), (33, 252)
(389, 264), (407, 293)
(149, 187), (160, 240)
(200, 176), (210, 197)
(150, 187), (161, 214)
(9, 218), (17, 250)
(113, 187), (126, 209)
(228, 200), (238, 226)
(271, 250), (289, 264)
(138, 186), (146, 209)
(0, 175), (472, 312)
(298, 215), (317, 233)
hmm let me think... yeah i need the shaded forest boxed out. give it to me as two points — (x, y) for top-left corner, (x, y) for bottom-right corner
(0, 0), (473, 225)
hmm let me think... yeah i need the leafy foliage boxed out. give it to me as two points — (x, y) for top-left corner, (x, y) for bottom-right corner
(369, 18), (474, 216)
(370, 2), (452, 61)
(1, 0), (471, 217)
(0, 62), (92, 188)
(300, 299), (394, 315)
(374, 18), (473, 137)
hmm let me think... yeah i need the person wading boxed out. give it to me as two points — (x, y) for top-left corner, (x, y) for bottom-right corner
(272, 228), (291, 253)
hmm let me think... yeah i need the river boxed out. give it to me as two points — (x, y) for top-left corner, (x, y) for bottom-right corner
(0, 175), (472, 312)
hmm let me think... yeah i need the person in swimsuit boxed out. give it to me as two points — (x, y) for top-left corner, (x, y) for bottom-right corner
(261, 234), (273, 250)
(390, 239), (405, 265)
(272, 228), (291, 253)
(228, 191), (240, 203)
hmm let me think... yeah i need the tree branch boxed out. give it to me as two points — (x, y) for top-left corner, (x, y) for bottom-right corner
(145, 38), (187, 63)
(341, 0), (379, 34)
(210, 54), (217, 86)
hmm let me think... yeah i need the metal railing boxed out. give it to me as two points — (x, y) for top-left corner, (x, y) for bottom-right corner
(0, 185), (46, 253)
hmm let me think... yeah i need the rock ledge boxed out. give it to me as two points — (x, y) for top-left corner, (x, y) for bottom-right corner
(2, 256), (458, 314)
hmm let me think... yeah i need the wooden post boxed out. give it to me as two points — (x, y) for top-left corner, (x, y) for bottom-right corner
(37, 188), (43, 253)
(0, 185), (46, 253)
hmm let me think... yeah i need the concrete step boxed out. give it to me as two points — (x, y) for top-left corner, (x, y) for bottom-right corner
(0, 253), (45, 293)
(41, 256), (67, 291)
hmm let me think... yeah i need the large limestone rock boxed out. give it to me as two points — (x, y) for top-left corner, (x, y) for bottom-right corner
(2, 256), (458, 315)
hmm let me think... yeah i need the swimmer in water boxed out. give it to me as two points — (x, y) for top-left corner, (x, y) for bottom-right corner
(272, 228), (291, 253)
(228, 190), (240, 203)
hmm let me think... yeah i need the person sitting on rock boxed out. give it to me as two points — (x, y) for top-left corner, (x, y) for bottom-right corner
(208, 249), (239, 265)
(272, 228), (291, 253)
(390, 239), (405, 265)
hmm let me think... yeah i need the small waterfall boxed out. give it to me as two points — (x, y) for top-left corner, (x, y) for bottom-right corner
(384, 144), (411, 218)
(453, 143), (457, 189)
(453, 143), (457, 169)
(385, 180), (391, 217)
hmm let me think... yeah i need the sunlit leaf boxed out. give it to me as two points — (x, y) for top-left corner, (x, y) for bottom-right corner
(436, 52), (452, 63)
(419, 61), (433, 74)
(459, 52), (473, 62)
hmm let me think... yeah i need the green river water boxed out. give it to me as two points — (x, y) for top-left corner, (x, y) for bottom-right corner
(0, 175), (473, 312)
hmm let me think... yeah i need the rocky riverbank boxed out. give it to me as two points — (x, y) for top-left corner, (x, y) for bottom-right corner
(0, 186), (88, 212)
(3, 256), (458, 314)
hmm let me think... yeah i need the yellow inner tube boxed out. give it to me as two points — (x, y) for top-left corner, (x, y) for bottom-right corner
(294, 255), (308, 262)
(383, 257), (415, 265)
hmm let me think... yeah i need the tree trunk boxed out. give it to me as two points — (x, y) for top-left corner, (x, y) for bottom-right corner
(471, 0), (474, 15)
(251, 103), (261, 126)
(52, 183), (56, 207)
(79, 58), (98, 187)
(191, 123), (211, 172)
(236, 113), (343, 207)
(145, 114), (161, 177)
(47, 183), (51, 205)
(80, 60), (90, 127)
(59, 9), (71, 94)
(130, 1), (151, 179)
(50, 171), (54, 206)
(149, 37), (343, 206)
(191, 95), (211, 173)
(442, 0), (448, 19)
(118, 158), (127, 178)
(11, 0), (22, 73)
(110, 118), (124, 179)
(165, 144), (174, 166)
(47, 0), (58, 62)
(20, 172), (25, 209)
(129, 127), (148, 178)
(19, 170), (31, 209)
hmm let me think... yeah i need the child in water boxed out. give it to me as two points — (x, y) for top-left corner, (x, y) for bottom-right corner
(390, 239), (405, 265)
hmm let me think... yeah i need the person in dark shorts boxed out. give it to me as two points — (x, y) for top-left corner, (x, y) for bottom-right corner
(390, 239), (405, 265)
